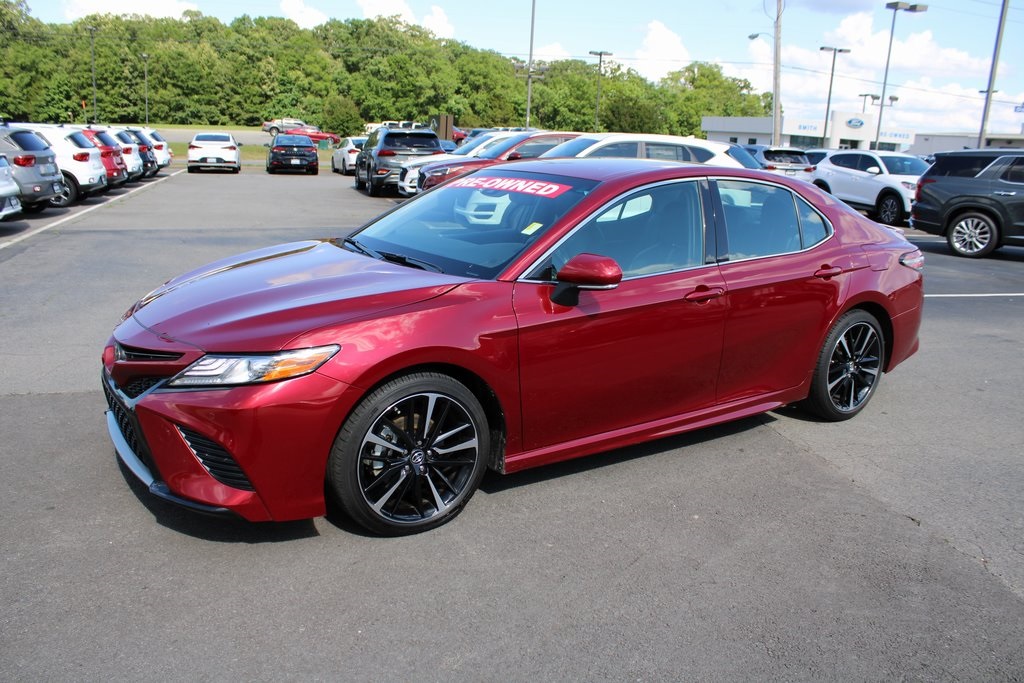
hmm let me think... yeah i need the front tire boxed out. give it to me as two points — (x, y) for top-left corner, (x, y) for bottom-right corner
(50, 174), (78, 207)
(803, 310), (885, 422)
(354, 165), (366, 190)
(875, 192), (903, 226)
(327, 373), (490, 536)
(947, 211), (998, 258)
(268, 126), (279, 137)
(366, 169), (382, 197)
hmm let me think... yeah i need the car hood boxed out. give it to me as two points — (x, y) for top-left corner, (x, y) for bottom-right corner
(403, 153), (464, 169)
(128, 240), (465, 351)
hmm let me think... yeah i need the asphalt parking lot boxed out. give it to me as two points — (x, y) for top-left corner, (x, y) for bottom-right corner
(2, 167), (1023, 680)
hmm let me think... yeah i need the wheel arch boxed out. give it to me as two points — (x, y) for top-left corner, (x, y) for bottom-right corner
(841, 300), (895, 372)
(813, 179), (831, 193)
(336, 362), (509, 474)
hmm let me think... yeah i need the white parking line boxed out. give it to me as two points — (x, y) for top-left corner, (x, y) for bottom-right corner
(0, 169), (185, 251)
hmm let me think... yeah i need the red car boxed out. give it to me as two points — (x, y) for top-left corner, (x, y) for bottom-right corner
(417, 130), (579, 191)
(283, 125), (341, 145)
(78, 127), (129, 188)
(102, 158), (923, 535)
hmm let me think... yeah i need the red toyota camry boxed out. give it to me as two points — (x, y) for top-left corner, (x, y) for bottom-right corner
(102, 158), (923, 535)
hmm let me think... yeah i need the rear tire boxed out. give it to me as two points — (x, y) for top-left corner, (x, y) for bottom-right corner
(803, 310), (885, 422)
(875, 192), (903, 226)
(49, 174), (78, 207)
(947, 211), (998, 258)
(354, 166), (366, 190)
(366, 171), (381, 197)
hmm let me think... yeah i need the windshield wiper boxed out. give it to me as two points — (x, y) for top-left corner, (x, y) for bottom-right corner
(378, 251), (444, 273)
(341, 237), (382, 259)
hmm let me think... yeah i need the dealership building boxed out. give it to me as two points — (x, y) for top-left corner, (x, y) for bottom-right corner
(702, 111), (913, 151)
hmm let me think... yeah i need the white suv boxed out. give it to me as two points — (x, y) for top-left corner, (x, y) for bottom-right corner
(15, 123), (106, 206)
(131, 127), (172, 172)
(539, 133), (762, 169)
(804, 149), (931, 225)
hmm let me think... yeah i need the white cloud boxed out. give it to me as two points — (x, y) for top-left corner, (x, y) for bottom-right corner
(61, 0), (197, 20)
(534, 42), (570, 62)
(280, 0), (327, 29)
(422, 5), (454, 39)
(356, 0), (416, 24)
(632, 20), (690, 83)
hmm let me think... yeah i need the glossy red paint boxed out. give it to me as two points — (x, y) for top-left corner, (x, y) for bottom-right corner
(284, 126), (341, 144)
(102, 158), (923, 527)
(418, 132), (580, 191)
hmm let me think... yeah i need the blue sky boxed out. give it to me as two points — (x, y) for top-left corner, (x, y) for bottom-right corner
(24, 0), (1024, 135)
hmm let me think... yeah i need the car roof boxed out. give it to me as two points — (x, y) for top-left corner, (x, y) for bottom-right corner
(935, 148), (1024, 157)
(485, 156), (770, 183)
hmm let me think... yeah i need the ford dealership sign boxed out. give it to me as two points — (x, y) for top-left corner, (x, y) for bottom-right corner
(846, 118), (865, 129)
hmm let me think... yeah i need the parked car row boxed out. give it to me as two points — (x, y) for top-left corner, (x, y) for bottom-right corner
(0, 122), (171, 216)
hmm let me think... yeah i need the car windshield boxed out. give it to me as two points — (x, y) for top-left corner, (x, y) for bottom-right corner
(477, 133), (534, 159)
(450, 133), (499, 156)
(880, 155), (930, 176)
(725, 146), (762, 169)
(347, 169), (599, 279)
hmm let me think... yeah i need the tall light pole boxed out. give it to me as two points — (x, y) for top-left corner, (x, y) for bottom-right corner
(141, 53), (149, 125)
(589, 50), (612, 132)
(525, 0), (536, 128)
(859, 92), (880, 112)
(977, 0), (1009, 148)
(748, 30), (781, 145)
(819, 47), (850, 147)
(874, 2), (927, 150)
(87, 25), (97, 123)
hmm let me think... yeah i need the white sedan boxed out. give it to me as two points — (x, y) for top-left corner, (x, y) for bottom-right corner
(187, 133), (242, 174)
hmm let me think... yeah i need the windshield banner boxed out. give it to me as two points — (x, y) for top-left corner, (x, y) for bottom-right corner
(447, 176), (573, 198)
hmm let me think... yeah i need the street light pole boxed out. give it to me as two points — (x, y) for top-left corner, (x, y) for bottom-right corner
(820, 46), (850, 147)
(525, 0), (536, 128)
(977, 0), (1009, 148)
(771, 0), (782, 145)
(589, 50), (612, 132)
(88, 25), (97, 123)
(141, 53), (149, 125)
(859, 92), (880, 112)
(874, 2), (927, 150)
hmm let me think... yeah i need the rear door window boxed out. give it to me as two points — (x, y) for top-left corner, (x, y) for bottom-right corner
(645, 143), (691, 162)
(68, 132), (95, 148)
(929, 155), (994, 178)
(589, 142), (639, 158)
(10, 130), (49, 151)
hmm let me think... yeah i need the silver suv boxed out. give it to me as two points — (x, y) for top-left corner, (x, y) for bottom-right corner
(805, 149), (930, 225)
(15, 123), (107, 206)
(0, 123), (64, 214)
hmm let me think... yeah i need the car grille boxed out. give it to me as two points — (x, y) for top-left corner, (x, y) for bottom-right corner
(102, 377), (160, 477)
(122, 376), (163, 398)
(176, 427), (254, 491)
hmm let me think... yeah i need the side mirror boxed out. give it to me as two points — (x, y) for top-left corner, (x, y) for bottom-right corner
(551, 253), (622, 306)
(263, 143), (270, 147)
(237, 142), (244, 147)
(506, 152), (523, 161)
(866, 165), (881, 175)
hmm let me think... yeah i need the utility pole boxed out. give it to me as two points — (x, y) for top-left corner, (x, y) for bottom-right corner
(977, 0), (1009, 148)
(589, 50), (612, 132)
(88, 25), (97, 123)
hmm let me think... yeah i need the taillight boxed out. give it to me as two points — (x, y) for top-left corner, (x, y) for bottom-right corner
(803, 166), (815, 172)
(72, 152), (90, 162)
(765, 164), (777, 170)
(154, 144), (164, 150)
(900, 249), (925, 271)
(139, 145), (149, 153)
(124, 146), (133, 154)
(431, 149), (445, 154)
(915, 177), (936, 203)
(378, 149), (396, 157)
(100, 150), (113, 158)
(12, 155), (36, 167)
(348, 149), (358, 154)
(188, 144), (199, 150)
(272, 146), (286, 152)
(225, 145), (237, 151)
(303, 146), (315, 152)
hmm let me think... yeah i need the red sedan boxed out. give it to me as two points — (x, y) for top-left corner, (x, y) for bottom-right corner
(102, 158), (923, 535)
(283, 125), (341, 145)
(417, 130), (579, 191)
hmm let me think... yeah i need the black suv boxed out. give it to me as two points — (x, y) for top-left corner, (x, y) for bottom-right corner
(911, 149), (1024, 258)
(354, 127), (442, 196)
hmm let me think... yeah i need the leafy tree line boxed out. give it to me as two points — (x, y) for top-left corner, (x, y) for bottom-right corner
(0, 0), (769, 136)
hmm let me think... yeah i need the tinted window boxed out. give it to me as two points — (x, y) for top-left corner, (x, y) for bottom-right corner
(539, 136), (603, 158)
(147, 130), (166, 142)
(805, 151), (828, 165)
(763, 150), (809, 164)
(478, 133), (532, 159)
(530, 181), (705, 279)
(929, 155), (997, 178)
(274, 135), (312, 145)
(383, 132), (441, 150)
(0, 155), (9, 168)
(68, 132), (95, 149)
(512, 137), (571, 159)
(589, 142), (640, 158)
(829, 154), (859, 170)
(880, 155), (929, 176)
(796, 196), (830, 248)
(114, 131), (133, 144)
(685, 145), (715, 163)
(95, 131), (120, 147)
(718, 180), (802, 259)
(195, 134), (231, 142)
(8, 130), (49, 151)
(1000, 157), (1024, 184)
(726, 146), (761, 169)
(646, 144), (691, 162)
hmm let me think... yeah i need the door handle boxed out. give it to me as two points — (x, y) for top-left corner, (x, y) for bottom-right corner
(994, 191), (1016, 196)
(684, 286), (725, 303)
(814, 266), (843, 279)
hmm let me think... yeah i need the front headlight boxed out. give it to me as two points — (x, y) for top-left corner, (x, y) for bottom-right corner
(166, 345), (340, 387)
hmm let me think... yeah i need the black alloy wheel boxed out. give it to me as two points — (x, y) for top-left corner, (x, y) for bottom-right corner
(354, 164), (366, 190)
(947, 211), (999, 258)
(366, 166), (381, 196)
(804, 310), (885, 421)
(875, 193), (903, 226)
(328, 373), (489, 535)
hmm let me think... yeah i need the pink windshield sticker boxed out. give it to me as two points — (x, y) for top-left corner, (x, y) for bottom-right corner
(446, 176), (573, 198)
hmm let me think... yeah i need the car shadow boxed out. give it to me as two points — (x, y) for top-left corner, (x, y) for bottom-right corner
(912, 237), (1024, 262)
(479, 413), (774, 495)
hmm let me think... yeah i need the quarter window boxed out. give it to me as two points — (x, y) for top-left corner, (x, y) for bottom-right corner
(999, 157), (1024, 184)
(645, 144), (691, 162)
